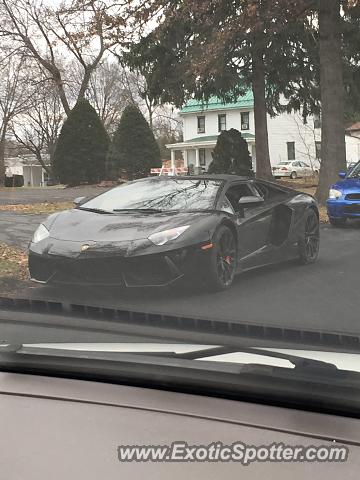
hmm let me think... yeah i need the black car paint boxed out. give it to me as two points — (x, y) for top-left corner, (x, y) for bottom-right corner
(28, 175), (318, 287)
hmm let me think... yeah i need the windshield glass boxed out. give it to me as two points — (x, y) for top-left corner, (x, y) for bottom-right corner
(348, 162), (360, 178)
(1, 0), (360, 425)
(80, 178), (222, 212)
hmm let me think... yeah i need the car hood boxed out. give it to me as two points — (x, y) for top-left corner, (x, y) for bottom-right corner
(45, 208), (215, 242)
(332, 177), (360, 191)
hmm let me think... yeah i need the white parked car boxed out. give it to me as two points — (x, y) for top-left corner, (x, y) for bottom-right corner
(272, 161), (318, 179)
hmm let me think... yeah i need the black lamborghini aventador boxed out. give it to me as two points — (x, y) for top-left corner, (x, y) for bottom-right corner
(28, 175), (320, 290)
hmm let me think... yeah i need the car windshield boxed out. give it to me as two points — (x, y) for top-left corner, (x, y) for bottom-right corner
(348, 162), (360, 178)
(80, 178), (222, 212)
(1, 0), (360, 432)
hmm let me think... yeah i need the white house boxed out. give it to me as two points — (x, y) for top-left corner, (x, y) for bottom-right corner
(166, 91), (360, 172)
(5, 154), (50, 187)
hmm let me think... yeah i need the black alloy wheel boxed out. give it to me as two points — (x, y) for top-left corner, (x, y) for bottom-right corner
(299, 209), (320, 264)
(208, 225), (237, 290)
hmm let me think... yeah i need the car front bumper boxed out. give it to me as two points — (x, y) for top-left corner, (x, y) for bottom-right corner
(326, 199), (360, 219)
(28, 238), (212, 288)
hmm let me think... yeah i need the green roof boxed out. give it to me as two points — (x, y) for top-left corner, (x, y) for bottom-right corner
(180, 91), (254, 114)
(186, 133), (255, 143)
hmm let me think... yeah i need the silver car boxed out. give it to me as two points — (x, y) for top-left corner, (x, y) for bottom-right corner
(273, 160), (318, 179)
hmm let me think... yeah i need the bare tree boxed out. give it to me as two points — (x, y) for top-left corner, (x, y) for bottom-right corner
(291, 113), (321, 175)
(119, 67), (181, 132)
(0, 0), (126, 115)
(10, 77), (64, 174)
(118, 68), (158, 129)
(68, 58), (133, 133)
(0, 53), (38, 185)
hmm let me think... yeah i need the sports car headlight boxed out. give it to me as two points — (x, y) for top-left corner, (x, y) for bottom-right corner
(329, 189), (342, 200)
(148, 225), (190, 246)
(32, 224), (50, 243)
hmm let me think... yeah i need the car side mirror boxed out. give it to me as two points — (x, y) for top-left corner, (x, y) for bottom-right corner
(338, 171), (347, 179)
(238, 196), (264, 206)
(73, 196), (86, 206)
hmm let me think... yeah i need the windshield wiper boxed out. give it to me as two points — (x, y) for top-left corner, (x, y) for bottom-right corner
(113, 208), (164, 213)
(77, 207), (113, 214)
(176, 345), (340, 376)
(0, 342), (340, 377)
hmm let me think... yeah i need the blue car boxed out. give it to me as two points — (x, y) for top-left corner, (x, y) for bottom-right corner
(327, 161), (360, 226)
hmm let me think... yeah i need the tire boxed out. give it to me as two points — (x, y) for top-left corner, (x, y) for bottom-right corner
(329, 217), (347, 227)
(290, 171), (297, 179)
(299, 209), (320, 264)
(206, 225), (237, 291)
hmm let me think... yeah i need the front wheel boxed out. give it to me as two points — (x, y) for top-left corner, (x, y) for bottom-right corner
(207, 225), (237, 291)
(290, 171), (297, 179)
(299, 209), (320, 264)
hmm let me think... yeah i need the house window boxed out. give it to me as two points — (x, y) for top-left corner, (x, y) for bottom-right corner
(241, 112), (250, 130)
(218, 114), (227, 132)
(315, 141), (322, 159)
(314, 113), (321, 129)
(197, 116), (205, 133)
(199, 149), (206, 166)
(287, 141), (296, 161)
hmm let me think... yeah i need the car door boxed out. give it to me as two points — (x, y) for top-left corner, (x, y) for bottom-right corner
(300, 161), (312, 177)
(251, 180), (295, 264)
(292, 161), (303, 177)
(220, 181), (274, 266)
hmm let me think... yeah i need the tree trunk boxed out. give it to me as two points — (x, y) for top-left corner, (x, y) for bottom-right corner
(316, 0), (346, 204)
(252, 44), (273, 180)
(35, 151), (51, 176)
(148, 108), (153, 131)
(77, 67), (92, 101)
(55, 79), (71, 116)
(0, 122), (8, 186)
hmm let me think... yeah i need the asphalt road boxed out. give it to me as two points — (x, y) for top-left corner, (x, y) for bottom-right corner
(0, 186), (108, 205)
(0, 212), (47, 249)
(7, 220), (358, 336)
(1, 207), (360, 335)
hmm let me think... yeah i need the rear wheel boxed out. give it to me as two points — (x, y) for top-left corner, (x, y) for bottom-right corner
(207, 225), (237, 291)
(329, 217), (347, 227)
(299, 209), (320, 264)
(290, 171), (297, 179)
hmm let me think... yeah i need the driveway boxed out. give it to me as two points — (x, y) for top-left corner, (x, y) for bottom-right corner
(11, 222), (360, 336)
(0, 186), (108, 205)
(1, 207), (360, 334)
(0, 212), (47, 249)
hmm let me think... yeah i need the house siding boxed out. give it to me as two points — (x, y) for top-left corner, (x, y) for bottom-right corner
(181, 108), (360, 168)
(183, 109), (255, 141)
(346, 135), (360, 163)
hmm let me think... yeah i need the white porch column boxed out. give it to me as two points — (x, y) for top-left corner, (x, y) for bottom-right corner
(195, 148), (200, 168)
(170, 150), (176, 169)
(30, 165), (34, 187)
(183, 150), (188, 168)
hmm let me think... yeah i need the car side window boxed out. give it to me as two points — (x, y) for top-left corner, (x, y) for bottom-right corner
(225, 183), (253, 212)
(219, 197), (235, 215)
(253, 182), (289, 201)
